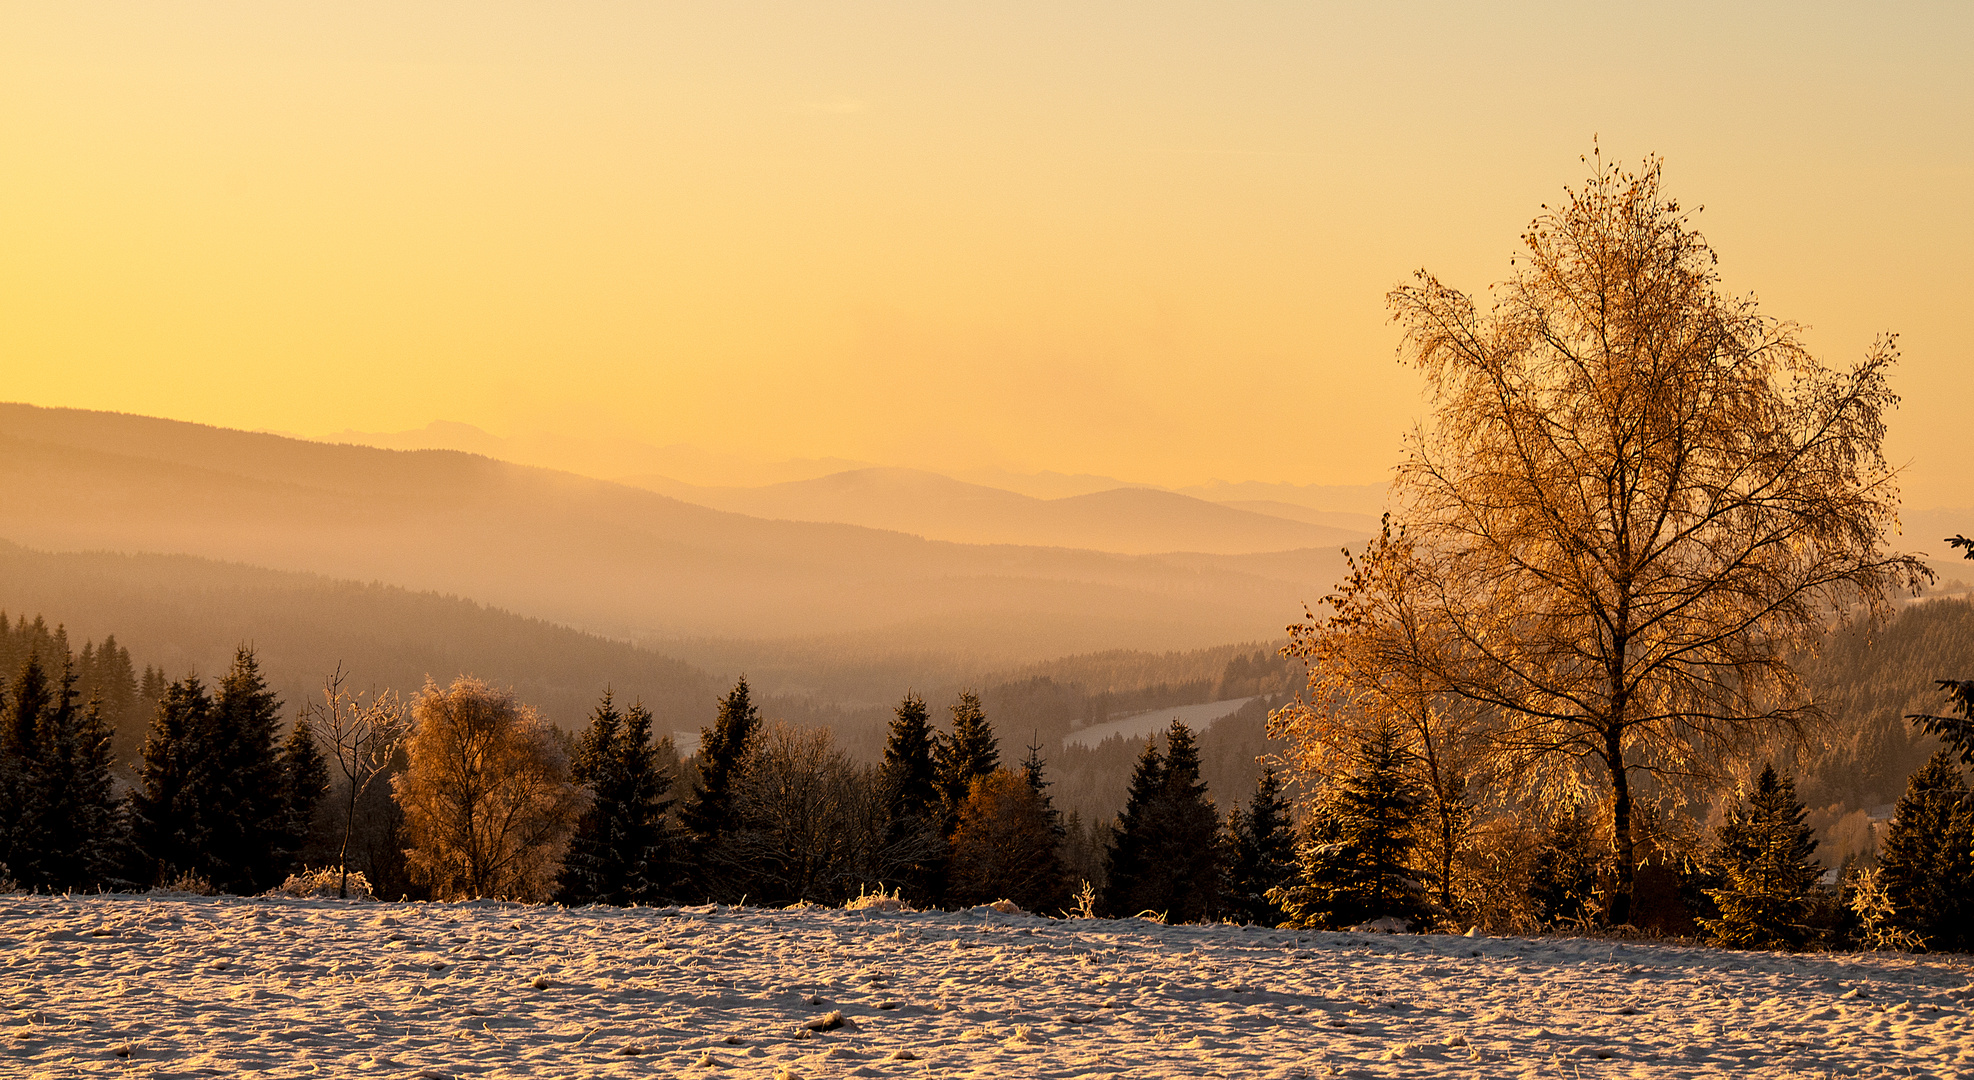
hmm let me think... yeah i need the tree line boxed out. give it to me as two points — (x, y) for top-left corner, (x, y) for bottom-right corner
(2, 609), (1969, 952)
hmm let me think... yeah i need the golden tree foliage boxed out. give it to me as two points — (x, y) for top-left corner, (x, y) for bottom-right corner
(1282, 153), (1926, 926)
(1273, 520), (1488, 918)
(947, 769), (1065, 912)
(394, 677), (583, 901)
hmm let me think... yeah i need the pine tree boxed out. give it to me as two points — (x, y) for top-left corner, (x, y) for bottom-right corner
(1528, 806), (1603, 927)
(193, 648), (289, 892)
(878, 691), (945, 901)
(36, 685), (127, 892)
(275, 720), (330, 873)
(1101, 720), (1224, 922)
(559, 693), (683, 906)
(1699, 765), (1821, 950)
(1876, 750), (1974, 952)
(680, 677), (762, 900)
(1226, 768), (1297, 925)
(1269, 716), (1430, 930)
(934, 690), (998, 837)
(133, 676), (213, 885)
(0, 654), (54, 887)
(1101, 736), (1165, 917)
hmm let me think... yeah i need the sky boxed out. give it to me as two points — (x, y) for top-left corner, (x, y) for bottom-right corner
(3, 2), (1970, 502)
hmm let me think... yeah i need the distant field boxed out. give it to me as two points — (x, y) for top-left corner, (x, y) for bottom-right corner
(1063, 696), (1260, 748)
(3, 894), (1960, 1078)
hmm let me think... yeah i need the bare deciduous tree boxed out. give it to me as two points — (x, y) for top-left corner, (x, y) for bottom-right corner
(1300, 152), (1926, 925)
(305, 665), (408, 899)
(393, 677), (583, 901)
(717, 722), (880, 905)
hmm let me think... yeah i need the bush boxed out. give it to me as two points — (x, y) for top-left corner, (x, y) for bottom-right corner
(267, 866), (377, 900)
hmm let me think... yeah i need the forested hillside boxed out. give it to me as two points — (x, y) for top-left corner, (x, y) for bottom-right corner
(0, 542), (718, 749)
(1793, 597), (1974, 851)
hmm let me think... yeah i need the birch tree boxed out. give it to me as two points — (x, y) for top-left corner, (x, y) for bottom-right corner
(1302, 152), (1926, 925)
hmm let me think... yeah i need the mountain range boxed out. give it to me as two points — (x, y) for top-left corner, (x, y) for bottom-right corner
(0, 404), (1353, 680)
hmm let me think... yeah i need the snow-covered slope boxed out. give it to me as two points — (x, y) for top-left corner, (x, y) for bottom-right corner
(3, 894), (1966, 1077)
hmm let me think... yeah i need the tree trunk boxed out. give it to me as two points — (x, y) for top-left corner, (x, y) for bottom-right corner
(1604, 727), (1635, 926)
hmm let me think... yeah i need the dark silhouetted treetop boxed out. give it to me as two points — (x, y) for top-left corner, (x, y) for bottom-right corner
(1226, 767), (1297, 926)
(935, 690), (999, 836)
(1876, 750), (1974, 953)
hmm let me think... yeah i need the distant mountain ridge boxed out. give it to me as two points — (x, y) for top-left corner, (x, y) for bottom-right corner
(623, 467), (1368, 555)
(0, 404), (1350, 669)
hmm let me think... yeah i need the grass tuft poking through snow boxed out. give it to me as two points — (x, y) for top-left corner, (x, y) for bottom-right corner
(0, 893), (1964, 1077)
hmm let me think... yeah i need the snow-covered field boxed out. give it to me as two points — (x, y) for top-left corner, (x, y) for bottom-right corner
(3, 894), (1969, 1078)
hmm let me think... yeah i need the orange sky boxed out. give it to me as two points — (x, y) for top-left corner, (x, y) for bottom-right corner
(3, 3), (1970, 502)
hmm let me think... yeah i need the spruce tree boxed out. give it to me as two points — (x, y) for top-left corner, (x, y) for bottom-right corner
(559, 693), (683, 906)
(1100, 720), (1224, 922)
(1699, 764), (1820, 950)
(1528, 806), (1603, 927)
(195, 648), (289, 892)
(1269, 716), (1430, 930)
(1099, 736), (1164, 917)
(1226, 768), (1297, 925)
(879, 691), (945, 901)
(680, 677), (761, 900)
(934, 690), (999, 837)
(133, 676), (213, 885)
(275, 721), (330, 873)
(1877, 750), (1974, 952)
(36, 688), (126, 892)
(0, 654), (54, 887)
(1018, 739), (1065, 839)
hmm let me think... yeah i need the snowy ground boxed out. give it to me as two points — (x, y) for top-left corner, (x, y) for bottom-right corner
(3, 894), (1969, 1078)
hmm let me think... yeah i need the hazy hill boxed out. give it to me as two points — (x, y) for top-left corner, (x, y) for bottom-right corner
(323, 420), (876, 489)
(0, 541), (720, 742)
(0, 404), (1347, 667)
(623, 467), (1366, 555)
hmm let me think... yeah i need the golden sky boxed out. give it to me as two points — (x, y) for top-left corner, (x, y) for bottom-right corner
(3, 3), (1970, 501)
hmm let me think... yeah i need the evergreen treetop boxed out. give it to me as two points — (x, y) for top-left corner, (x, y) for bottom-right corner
(1876, 749), (1974, 952)
(881, 691), (939, 823)
(1270, 715), (1430, 930)
(935, 690), (999, 835)
(1699, 764), (1821, 950)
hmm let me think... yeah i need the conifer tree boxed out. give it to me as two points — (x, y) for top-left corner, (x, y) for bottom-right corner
(680, 677), (761, 900)
(0, 655), (52, 886)
(194, 648), (290, 892)
(947, 769), (1065, 911)
(934, 690), (999, 836)
(1226, 768), (1297, 925)
(35, 686), (126, 892)
(1269, 716), (1430, 930)
(878, 691), (945, 901)
(1876, 750), (1974, 952)
(1018, 739), (1065, 839)
(559, 693), (682, 905)
(275, 721), (330, 870)
(1101, 736), (1165, 916)
(1101, 720), (1224, 922)
(1528, 806), (1603, 927)
(1699, 765), (1820, 949)
(133, 676), (213, 884)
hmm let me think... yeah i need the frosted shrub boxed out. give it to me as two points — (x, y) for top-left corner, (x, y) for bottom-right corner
(844, 885), (911, 913)
(268, 867), (377, 900)
(150, 870), (216, 897)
